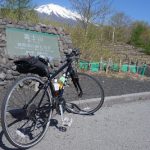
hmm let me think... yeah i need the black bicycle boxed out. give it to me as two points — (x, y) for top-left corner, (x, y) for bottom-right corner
(1, 48), (104, 149)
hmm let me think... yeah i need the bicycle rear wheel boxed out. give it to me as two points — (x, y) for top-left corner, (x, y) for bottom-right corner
(1, 75), (52, 149)
(64, 73), (104, 115)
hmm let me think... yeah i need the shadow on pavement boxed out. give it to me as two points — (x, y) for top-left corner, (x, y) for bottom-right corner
(0, 130), (19, 150)
(0, 119), (67, 150)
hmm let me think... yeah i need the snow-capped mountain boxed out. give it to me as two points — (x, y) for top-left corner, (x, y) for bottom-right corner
(35, 3), (81, 25)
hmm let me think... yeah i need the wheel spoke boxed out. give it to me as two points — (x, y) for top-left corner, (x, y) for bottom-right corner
(64, 73), (104, 114)
(1, 76), (52, 149)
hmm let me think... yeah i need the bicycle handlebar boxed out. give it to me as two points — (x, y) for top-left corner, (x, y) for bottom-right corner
(65, 48), (80, 57)
(61, 48), (80, 63)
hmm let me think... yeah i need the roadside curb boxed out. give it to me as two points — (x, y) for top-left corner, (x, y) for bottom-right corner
(104, 92), (150, 107)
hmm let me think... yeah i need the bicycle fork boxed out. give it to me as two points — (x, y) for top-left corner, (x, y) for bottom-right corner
(71, 76), (83, 97)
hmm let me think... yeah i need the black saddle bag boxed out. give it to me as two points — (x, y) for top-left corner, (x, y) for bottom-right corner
(14, 56), (50, 77)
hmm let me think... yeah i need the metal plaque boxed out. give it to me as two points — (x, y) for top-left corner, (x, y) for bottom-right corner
(6, 27), (60, 59)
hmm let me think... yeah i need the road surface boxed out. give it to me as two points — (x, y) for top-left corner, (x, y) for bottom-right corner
(0, 99), (150, 150)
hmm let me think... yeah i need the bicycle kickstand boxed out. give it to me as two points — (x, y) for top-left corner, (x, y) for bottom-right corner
(59, 104), (73, 127)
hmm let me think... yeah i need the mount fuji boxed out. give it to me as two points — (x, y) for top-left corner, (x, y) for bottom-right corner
(35, 3), (81, 25)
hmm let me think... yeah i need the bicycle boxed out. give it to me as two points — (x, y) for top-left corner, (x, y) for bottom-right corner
(1, 48), (104, 149)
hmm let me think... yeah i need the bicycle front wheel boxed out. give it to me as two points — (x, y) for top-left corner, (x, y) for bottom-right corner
(64, 73), (104, 115)
(1, 75), (52, 149)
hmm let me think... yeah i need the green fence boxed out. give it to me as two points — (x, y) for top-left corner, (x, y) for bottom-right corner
(79, 61), (89, 71)
(129, 65), (137, 73)
(79, 61), (147, 76)
(137, 64), (147, 75)
(111, 63), (119, 72)
(90, 62), (100, 72)
(100, 62), (107, 71)
(121, 64), (128, 72)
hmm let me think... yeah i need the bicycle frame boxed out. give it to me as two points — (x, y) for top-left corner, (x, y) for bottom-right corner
(47, 57), (82, 96)
(25, 58), (82, 110)
(47, 59), (73, 96)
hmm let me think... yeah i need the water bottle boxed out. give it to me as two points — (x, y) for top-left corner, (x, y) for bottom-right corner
(53, 79), (60, 96)
(53, 79), (59, 91)
(58, 74), (66, 89)
(53, 74), (67, 97)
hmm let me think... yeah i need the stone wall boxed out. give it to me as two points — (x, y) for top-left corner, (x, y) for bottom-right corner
(0, 18), (73, 90)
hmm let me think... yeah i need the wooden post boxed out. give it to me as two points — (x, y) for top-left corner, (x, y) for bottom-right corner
(128, 60), (131, 74)
(100, 57), (103, 72)
(106, 58), (111, 74)
(135, 59), (139, 77)
(119, 59), (122, 72)
(112, 27), (115, 44)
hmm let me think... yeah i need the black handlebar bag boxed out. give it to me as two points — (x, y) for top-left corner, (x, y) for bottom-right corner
(14, 57), (49, 77)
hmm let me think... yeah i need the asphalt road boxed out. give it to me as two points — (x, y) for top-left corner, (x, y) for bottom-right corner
(0, 99), (150, 150)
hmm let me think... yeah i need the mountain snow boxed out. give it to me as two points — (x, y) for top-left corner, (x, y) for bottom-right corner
(35, 3), (81, 21)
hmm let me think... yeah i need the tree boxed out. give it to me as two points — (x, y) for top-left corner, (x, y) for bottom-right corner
(130, 21), (150, 55)
(130, 21), (147, 46)
(110, 12), (131, 28)
(110, 12), (132, 43)
(69, 0), (112, 33)
(0, 0), (38, 22)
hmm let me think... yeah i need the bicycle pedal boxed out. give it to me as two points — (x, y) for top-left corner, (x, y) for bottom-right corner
(58, 126), (67, 132)
(62, 117), (73, 127)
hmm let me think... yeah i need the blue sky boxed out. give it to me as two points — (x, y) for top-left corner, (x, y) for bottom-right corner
(33, 0), (150, 24)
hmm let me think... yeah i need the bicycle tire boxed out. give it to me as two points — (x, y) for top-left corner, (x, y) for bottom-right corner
(64, 73), (104, 115)
(1, 75), (52, 149)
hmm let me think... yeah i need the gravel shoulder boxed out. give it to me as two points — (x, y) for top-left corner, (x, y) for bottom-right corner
(96, 75), (150, 96)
